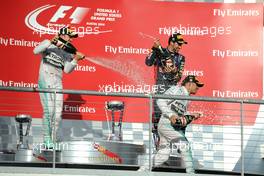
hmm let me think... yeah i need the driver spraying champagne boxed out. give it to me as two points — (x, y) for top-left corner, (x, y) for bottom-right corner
(144, 33), (188, 149)
(33, 27), (85, 148)
(145, 33), (187, 93)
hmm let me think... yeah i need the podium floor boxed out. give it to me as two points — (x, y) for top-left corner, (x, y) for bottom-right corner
(0, 166), (246, 176)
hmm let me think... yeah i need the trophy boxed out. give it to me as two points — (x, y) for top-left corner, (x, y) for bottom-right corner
(15, 114), (32, 150)
(105, 101), (124, 141)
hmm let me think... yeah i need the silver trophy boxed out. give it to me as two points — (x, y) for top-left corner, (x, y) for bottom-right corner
(105, 101), (124, 141)
(15, 114), (32, 150)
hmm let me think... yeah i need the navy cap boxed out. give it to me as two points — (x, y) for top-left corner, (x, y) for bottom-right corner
(169, 33), (187, 45)
(182, 75), (204, 87)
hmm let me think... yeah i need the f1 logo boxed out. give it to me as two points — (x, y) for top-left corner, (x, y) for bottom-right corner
(49, 6), (90, 24)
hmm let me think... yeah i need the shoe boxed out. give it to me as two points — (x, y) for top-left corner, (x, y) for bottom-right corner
(186, 168), (196, 175)
(137, 166), (150, 172)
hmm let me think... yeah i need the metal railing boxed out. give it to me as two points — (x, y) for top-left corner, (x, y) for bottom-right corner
(0, 86), (263, 175)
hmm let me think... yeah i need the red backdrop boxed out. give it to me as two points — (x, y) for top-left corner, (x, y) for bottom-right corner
(0, 0), (262, 125)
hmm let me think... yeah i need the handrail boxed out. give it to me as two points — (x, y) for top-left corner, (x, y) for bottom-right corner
(0, 86), (263, 104)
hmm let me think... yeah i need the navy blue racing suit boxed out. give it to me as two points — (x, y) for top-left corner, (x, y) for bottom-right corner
(145, 47), (185, 125)
(145, 47), (185, 93)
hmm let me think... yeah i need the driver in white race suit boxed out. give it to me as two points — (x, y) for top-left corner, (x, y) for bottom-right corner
(139, 75), (203, 174)
(156, 75), (204, 174)
(33, 27), (85, 148)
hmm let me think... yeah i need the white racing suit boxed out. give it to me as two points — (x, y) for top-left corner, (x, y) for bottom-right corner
(155, 85), (195, 174)
(33, 39), (77, 145)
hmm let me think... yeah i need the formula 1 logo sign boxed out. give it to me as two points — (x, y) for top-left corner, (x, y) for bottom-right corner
(25, 5), (122, 37)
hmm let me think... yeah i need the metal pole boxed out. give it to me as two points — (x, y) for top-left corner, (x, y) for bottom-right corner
(19, 123), (23, 145)
(240, 102), (244, 176)
(111, 111), (115, 138)
(149, 95), (153, 172)
(119, 110), (124, 141)
(52, 91), (57, 171)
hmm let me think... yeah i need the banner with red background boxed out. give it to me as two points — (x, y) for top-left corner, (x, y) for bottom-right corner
(0, 0), (262, 125)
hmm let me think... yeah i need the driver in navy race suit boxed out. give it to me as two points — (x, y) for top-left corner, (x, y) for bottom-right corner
(145, 33), (188, 149)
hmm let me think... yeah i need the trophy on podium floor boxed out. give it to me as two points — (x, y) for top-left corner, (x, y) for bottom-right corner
(105, 101), (124, 141)
(14, 114), (44, 162)
(15, 114), (32, 150)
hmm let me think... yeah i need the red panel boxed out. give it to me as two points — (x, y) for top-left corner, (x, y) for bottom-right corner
(0, 1), (262, 125)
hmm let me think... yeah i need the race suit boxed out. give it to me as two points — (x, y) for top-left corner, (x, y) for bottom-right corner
(33, 39), (77, 145)
(156, 85), (195, 174)
(146, 47), (185, 119)
(145, 47), (185, 149)
(145, 47), (185, 93)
